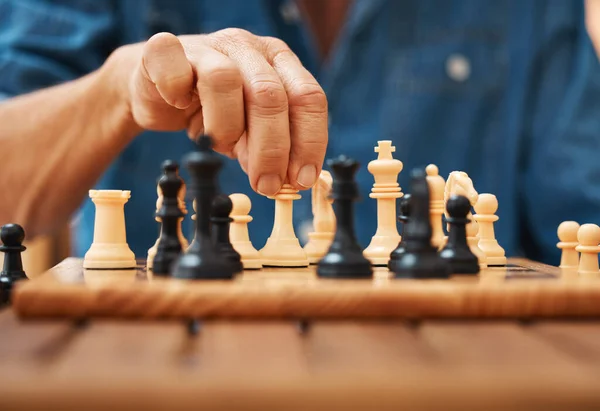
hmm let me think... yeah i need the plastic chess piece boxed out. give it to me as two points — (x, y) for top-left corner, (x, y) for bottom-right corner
(317, 155), (373, 279)
(388, 168), (451, 279)
(388, 194), (411, 261)
(229, 193), (262, 269)
(0, 224), (27, 304)
(363, 141), (403, 266)
(576, 224), (600, 275)
(426, 164), (446, 249)
(439, 195), (479, 274)
(556, 221), (580, 269)
(147, 164), (189, 269)
(172, 135), (237, 280)
(473, 194), (506, 266)
(260, 184), (309, 267)
(211, 194), (243, 273)
(152, 160), (186, 275)
(303, 170), (335, 264)
(83, 190), (136, 269)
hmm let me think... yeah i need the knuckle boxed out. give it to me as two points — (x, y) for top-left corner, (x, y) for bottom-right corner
(256, 146), (289, 166)
(198, 62), (243, 93)
(287, 82), (327, 113)
(248, 79), (288, 113)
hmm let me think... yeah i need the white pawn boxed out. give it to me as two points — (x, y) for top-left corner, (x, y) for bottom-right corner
(229, 193), (262, 270)
(260, 184), (309, 267)
(557, 221), (580, 269)
(83, 190), (136, 269)
(473, 194), (506, 266)
(147, 184), (189, 269)
(425, 164), (445, 249)
(576, 224), (600, 275)
(304, 170), (335, 264)
(363, 141), (403, 266)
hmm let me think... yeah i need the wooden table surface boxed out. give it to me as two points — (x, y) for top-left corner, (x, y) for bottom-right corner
(2, 307), (600, 410)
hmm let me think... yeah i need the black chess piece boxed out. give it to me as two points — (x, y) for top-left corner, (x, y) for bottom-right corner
(152, 160), (186, 275)
(317, 155), (372, 279)
(0, 224), (27, 304)
(439, 195), (480, 274)
(172, 135), (238, 280)
(388, 193), (412, 265)
(211, 194), (243, 273)
(388, 168), (450, 279)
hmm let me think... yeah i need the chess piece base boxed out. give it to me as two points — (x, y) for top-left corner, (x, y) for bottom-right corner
(304, 232), (334, 264)
(389, 249), (450, 279)
(364, 235), (400, 266)
(172, 251), (237, 280)
(261, 238), (309, 267)
(317, 249), (372, 279)
(439, 248), (480, 274)
(83, 244), (136, 269)
(486, 256), (507, 266)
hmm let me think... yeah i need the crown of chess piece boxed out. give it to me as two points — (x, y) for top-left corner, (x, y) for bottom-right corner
(388, 193), (411, 261)
(473, 193), (506, 266)
(172, 135), (238, 280)
(317, 155), (373, 279)
(388, 168), (451, 279)
(229, 193), (262, 269)
(576, 223), (600, 276)
(557, 221), (580, 269)
(152, 160), (186, 275)
(211, 194), (243, 273)
(363, 141), (403, 266)
(439, 195), (479, 274)
(0, 223), (27, 305)
(425, 164), (446, 249)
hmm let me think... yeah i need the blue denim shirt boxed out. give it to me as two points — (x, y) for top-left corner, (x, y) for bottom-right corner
(2, 0), (600, 265)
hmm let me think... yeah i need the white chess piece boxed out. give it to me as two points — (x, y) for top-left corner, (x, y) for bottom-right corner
(363, 141), (403, 265)
(147, 184), (189, 269)
(229, 193), (262, 270)
(260, 184), (309, 267)
(576, 224), (600, 275)
(473, 194), (506, 266)
(425, 164), (445, 249)
(557, 221), (580, 269)
(444, 171), (487, 269)
(83, 190), (136, 269)
(303, 170), (335, 264)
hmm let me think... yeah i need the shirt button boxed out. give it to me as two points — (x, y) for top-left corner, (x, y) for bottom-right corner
(280, 1), (301, 24)
(446, 54), (471, 82)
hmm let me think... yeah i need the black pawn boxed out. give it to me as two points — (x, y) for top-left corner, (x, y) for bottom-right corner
(439, 195), (480, 274)
(388, 194), (412, 263)
(0, 224), (27, 304)
(172, 135), (237, 280)
(317, 155), (372, 279)
(388, 169), (450, 279)
(211, 194), (243, 273)
(152, 160), (186, 275)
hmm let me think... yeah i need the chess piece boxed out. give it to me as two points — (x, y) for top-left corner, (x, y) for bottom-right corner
(83, 190), (136, 269)
(260, 184), (309, 267)
(557, 221), (580, 269)
(152, 160), (186, 275)
(576, 224), (600, 275)
(172, 135), (237, 280)
(317, 156), (372, 278)
(363, 141), (403, 266)
(211, 194), (243, 273)
(473, 194), (506, 266)
(0, 224), (27, 304)
(304, 170), (335, 264)
(229, 193), (262, 269)
(444, 171), (487, 269)
(440, 195), (479, 274)
(389, 194), (412, 259)
(388, 168), (450, 279)
(147, 161), (189, 269)
(426, 164), (446, 249)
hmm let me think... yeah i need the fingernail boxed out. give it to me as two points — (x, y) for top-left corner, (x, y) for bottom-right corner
(174, 92), (193, 110)
(297, 164), (317, 188)
(257, 174), (282, 196)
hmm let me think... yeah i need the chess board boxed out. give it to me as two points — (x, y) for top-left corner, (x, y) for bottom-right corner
(11, 257), (600, 320)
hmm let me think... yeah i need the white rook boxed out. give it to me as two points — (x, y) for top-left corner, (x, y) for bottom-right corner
(83, 190), (136, 269)
(363, 141), (403, 266)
